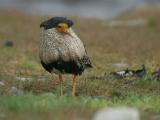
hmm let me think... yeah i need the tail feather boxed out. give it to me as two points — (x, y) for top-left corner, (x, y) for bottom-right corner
(81, 55), (92, 68)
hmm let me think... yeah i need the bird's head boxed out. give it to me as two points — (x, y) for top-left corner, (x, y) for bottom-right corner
(56, 23), (72, 37)
(40, 17), (74, 37)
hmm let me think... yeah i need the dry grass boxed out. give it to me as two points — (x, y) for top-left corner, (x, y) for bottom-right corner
(0, 9), (160, 75)
(0, 8), (160, 120)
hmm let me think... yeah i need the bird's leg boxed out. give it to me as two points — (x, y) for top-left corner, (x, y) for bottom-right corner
(72, 75), (77, 96)
(59, 74), (63, 96)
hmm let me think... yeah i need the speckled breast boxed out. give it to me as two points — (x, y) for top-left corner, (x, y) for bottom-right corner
(39, 28), (86, 64)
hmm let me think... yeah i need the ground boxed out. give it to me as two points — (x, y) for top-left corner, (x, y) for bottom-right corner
(0, 7), (160, 120)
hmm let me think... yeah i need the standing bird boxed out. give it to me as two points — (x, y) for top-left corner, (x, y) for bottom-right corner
(39, 17), (92, 96)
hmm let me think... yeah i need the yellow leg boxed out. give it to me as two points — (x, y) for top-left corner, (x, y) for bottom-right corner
(72, 75), (77, 96)
(59, 74), (63, 96)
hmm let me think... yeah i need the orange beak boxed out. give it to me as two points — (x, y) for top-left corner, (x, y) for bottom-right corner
(56, 23), (73, 37)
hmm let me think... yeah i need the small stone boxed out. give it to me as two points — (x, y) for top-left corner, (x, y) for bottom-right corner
(15, 76), (33, 81)
(8, 86), (24, 95)
(37, 77), (47, 81)
(4, 40), (14, 47)
(0, 113), (6, 118)
(151, 115), (160, 120)
(0, 81), (5, 86)
(41, 92), (55, 96)
(112, 63), (129, 68)
(93, 107), (140, 120)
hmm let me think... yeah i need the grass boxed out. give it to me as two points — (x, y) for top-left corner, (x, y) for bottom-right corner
(0, 75), (160, 119)
(0, 94), (160, 120)
(0, 8), (160, 120)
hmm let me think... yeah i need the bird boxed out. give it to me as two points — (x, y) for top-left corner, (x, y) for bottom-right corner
(39, 17), (92, 96)
(110, 68), (134, 79)
(134, 64), (146, 77)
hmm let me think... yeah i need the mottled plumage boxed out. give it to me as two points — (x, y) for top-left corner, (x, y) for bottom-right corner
(39, 17), (92, 96)
(39, 17), (92, 75)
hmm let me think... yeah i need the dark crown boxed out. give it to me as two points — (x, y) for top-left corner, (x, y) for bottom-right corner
(40, 17), (74, 30)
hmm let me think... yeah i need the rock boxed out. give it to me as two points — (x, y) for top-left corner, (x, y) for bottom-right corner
(93, 107), (140, 120)
(4, 40), (14, 47)
(15, 76), (33, 81)
(37, 77), (48, 81)
(112, 63), (129, 68)
(15, 76), (47, 82)
(151, 115), (160, 120)
(0, 113), (6, 118)
(41, 92), (55, 96)
(8, 86), (24, 95)
(0, 81), (5, 86)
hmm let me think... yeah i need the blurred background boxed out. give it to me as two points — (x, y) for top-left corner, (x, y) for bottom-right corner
(0, 0), (160, 19)
(0, 1), (160, 120)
